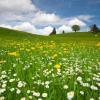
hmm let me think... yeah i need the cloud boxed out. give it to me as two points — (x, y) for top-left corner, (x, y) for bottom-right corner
(32, 11), (60, 25)
(77, 15), (93, 22)
(0, 0), (36, 14)
(67, 18), (86, 26)
(0, 0), (93, 34)
(13, 22), (36, 33)
(32, 11), (87, 27)
(0, 0), (37, 23)
(57, 25), (72, 33)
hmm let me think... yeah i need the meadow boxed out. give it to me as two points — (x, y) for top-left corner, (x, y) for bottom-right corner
(0, 27), (100, 100)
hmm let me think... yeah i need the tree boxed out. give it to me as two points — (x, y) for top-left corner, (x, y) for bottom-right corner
(62, 30), (65, 34)
(90, 24), (99, 34)
(50, 27), (56, 35)
(72, 25), (80, 32)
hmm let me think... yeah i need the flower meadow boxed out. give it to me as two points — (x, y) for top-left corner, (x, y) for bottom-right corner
(0, 31), (100, 100)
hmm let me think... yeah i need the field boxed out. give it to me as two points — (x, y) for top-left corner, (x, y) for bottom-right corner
(0, 27), (100, 100)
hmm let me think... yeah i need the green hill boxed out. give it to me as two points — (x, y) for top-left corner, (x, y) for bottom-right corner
(0, 27), (100, 42)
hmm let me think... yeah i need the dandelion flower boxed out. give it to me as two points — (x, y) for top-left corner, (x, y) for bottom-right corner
(0, 60), (6, 64)
(54, 64), (61, 69)
(8, 52), (19, 57)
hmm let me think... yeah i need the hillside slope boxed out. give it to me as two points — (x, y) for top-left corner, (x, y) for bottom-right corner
(0, 27), (100, 43)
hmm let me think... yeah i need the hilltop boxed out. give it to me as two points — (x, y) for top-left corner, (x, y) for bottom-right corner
(0, 27), (100, 43)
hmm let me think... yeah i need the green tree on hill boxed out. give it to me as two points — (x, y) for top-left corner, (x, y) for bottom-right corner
(90, 24), (99, 34)
(50, 27), (56, 35)
(72, 25), (80, 32)
(62, 30), (65, 34)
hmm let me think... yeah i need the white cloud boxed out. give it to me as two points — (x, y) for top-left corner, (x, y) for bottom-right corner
(68, 18), (86, 26)
(14, 22), (36, 33)
(0, 0), (93, 34)
(0, 0), (37, 22)
(31, 11), (87, 27)
(57, 25), (72, 33)
(0, 0), (36, 14)
(77, 15), (93, 21)
(32, 11), (60, 25)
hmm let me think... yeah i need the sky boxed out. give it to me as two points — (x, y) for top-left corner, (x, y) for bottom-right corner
(0, 0), (100, 35)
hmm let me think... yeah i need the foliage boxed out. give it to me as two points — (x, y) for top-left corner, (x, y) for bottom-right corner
(50, 27), (56, 35)
(90, 24), (100, 34)
(72, 25), (80, 32)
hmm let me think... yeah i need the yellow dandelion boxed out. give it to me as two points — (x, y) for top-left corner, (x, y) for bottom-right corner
(31, 47), (35, 50)
(52, 54), (58, 59)
(0, 60), (6, 64)
(54, 64), (61, 69)
(96, 42), (100, 47)
(63, 48), (68, 51)
(8, 52), (19, 57)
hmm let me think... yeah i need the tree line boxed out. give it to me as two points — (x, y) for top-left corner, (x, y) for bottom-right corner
(50, 24), (100, 35)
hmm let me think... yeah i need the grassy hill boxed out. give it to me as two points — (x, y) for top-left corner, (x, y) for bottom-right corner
(0, 27), (100, 100)
(0, 27), (100, 42)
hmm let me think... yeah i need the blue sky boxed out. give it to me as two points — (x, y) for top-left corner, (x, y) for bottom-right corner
(0, 0), (100, 35)
(32, 0), (100, 26)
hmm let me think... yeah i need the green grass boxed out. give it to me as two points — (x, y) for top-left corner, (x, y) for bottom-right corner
(0, 27), (100, 100)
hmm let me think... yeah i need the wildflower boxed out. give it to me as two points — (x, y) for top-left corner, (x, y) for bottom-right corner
(13, 73), (17, 77)
(38, 98), (42, 100)
(45, 85), (49, 88)
(77, 76), (82, 82)
(0, 60), (6, 64)
(17, 81), (26, 88)
(90, 98), (95, 100)
(96, 42), (100, 46)
(16, 89), (21, 94)
(29, 96), (32, 99)
(81, 83), (90, 87)
(63, 85), (68, 90)
(0, 89), (6, 94)
(80, 91), (84, 95)
(90, 85), (98, 90)
(33, 92), (40, 97)
(0, 96), (5, 100)
(52, 54), (58, 59)
(67, 91), (74, 100)
(9, 79), (15, 82)
(2, 83), (6, 88)
(21, 97), (26, 100)
(45, 81), (50, 85)
(54, 64), (61, 69)
(96, 82), (100, 86)
(17, 81), (23, 88)
(27, 90), (31, 94)
(8, 52), (19, 57)
(42, 93), (48, 98)
(10, 88), (15, 92)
